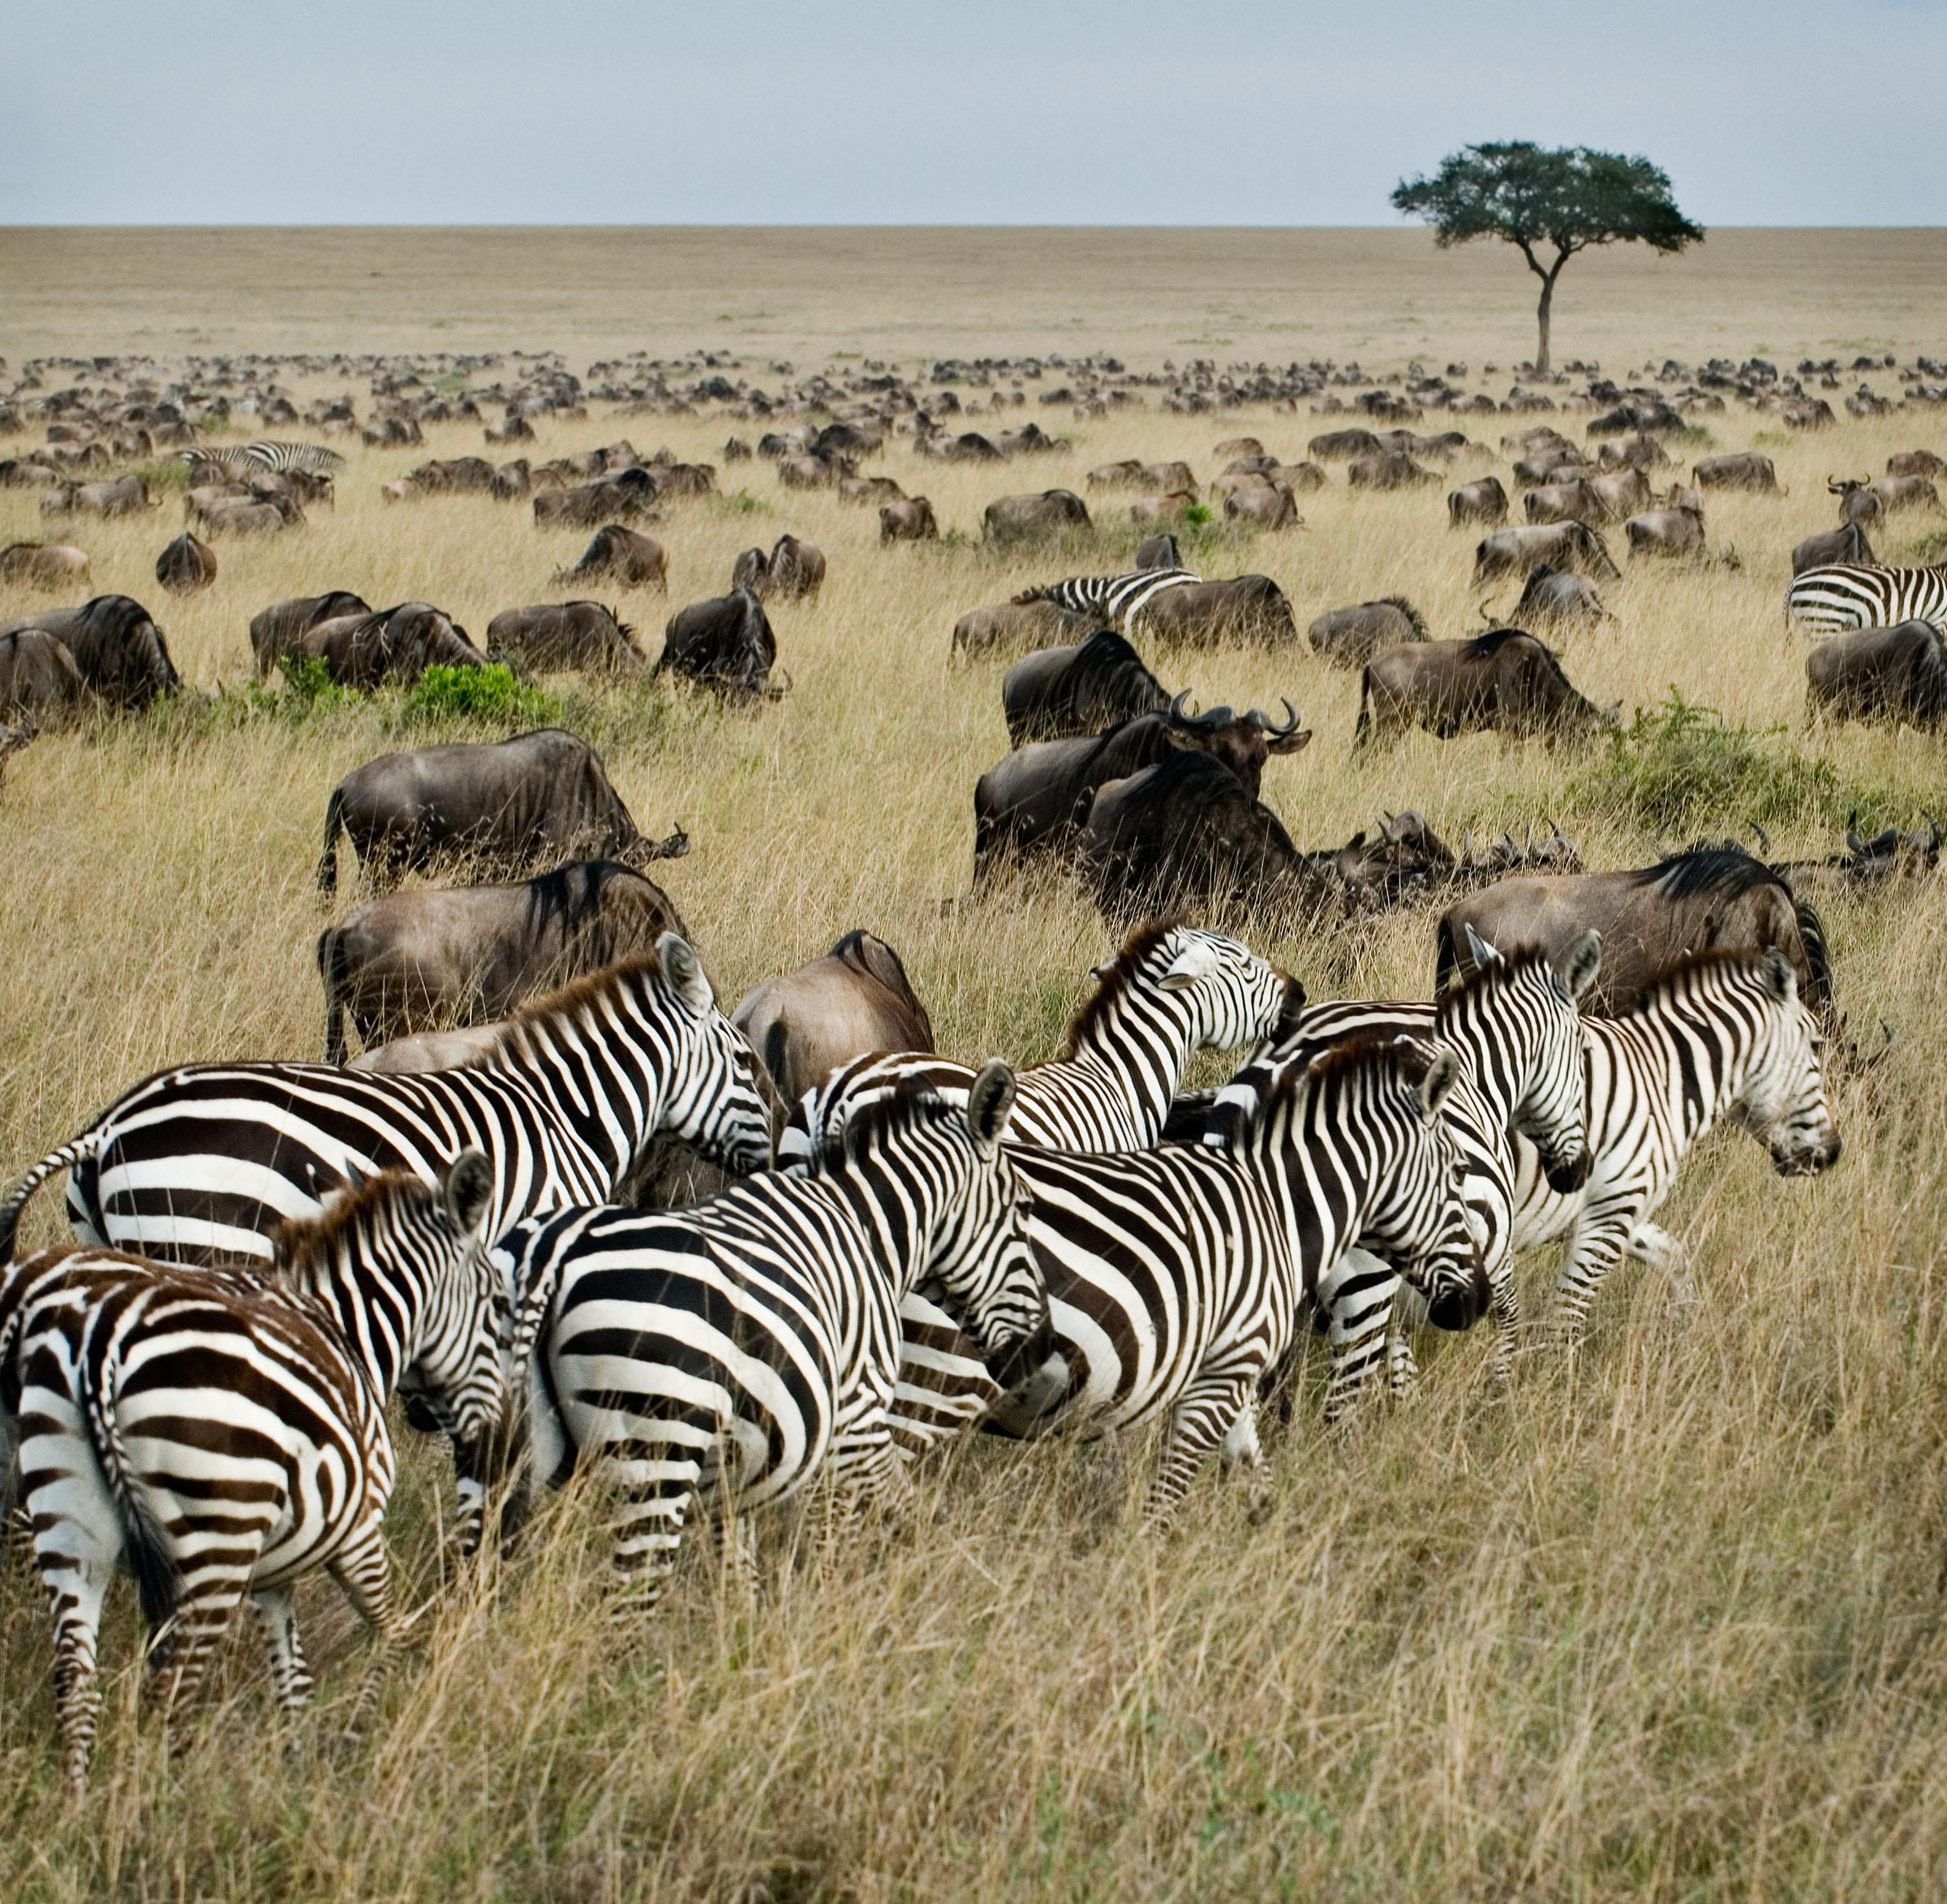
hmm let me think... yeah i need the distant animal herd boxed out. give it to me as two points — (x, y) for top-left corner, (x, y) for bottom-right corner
(0, 337), (1939, 1784)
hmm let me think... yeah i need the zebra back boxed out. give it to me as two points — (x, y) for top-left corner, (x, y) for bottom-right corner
(1012, 566), (1201, 629)
(182, 440), (346, 477)
(1786, 561), (1947, 634)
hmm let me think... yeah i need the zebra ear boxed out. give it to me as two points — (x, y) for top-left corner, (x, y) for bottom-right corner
(1562, 930), (1602, 1003)
(658, 932), (714, 1016)
(1156, 936), (1221, 991)
(1416, 1046), (1462, 1124)
(1759, 947), (1797, 1004)
(442, 1149), (494, 1238)
(966, 1059), (1017, 1157)
(1463, 923), (1502, 971)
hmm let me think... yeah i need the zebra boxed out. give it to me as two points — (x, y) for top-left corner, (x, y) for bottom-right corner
(180, 440), (346, 478)
(1786, 561), (1947, 635)
(1507, 948), (1841, 1345)
(1011, 565), (1202, 634)
(0, 937), (771, 1271)
(0, 1154), (507, 1783)
(492, 1066), (1048, 1599)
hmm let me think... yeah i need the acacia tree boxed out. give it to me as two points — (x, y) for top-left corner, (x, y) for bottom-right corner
(1390, 143), (1703, 376)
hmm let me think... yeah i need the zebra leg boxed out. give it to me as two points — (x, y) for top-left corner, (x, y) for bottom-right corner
(1485, 1254), (1522, 1389)
(604, 1443), (706, 1613)
(1549, 1197), (1644, 1348)
(1386, 1315), (1421, 1401)
(1141, 1371), (1259, 1537)
(153, 1530), (267, 1750)
(40, 1548), (114, 1786)
(1218, 1400), (1272, 1526)
(1320, 1251), (1403, 1425)
(251, 1586), (315, 1716)
(327, 1519), (408, 1728)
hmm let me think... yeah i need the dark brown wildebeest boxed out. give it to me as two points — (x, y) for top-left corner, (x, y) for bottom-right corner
(1137, 461), (1198, 497)
(1001, 629), (1171, 744)
(1524, 478), (1605, 525)
(492, 459), (531, 499)
(839, 474), (904, 508)
(41, 475), (153, 518)
(1448, 477), (1509, 525)
(1792, 522), (1876, 574)
(1511, 452), (1588, 488)
(1888, 450), (1947, 479)
(649, 461), (718, 499)
(1213, 436), (1266, 462)
(317, 727), (688, 894)
(1474, 522), (1620, 583)
(1625, 505), (1706, 558)
(1347, 450), (1438, 490)
(484, 414), (535, 445)
(154, 531), (216, 595)
(952, 597), (1088, 656)
(1223, 484), (1301, 529)
(1830, 473), (1941, 522)
(1309, 428), (1381, 461)
(655, 586), (783, 700)
(281, 601), (481, 690)
(1506, 562), (1612, 628)
(1307, 597), (1427, 670)
(553, 523), (667, 591)
(316, 857), (687, 1062)
(734, 532), (824, 600)
(0, 595), (179, 707)
(533, 467), (658, 527)
(1086, 459), (1145, 489)
(1437, 847), (1835, 1028)
(778, 452), (853, 489)
(248, 591), (372, 681)
(409, 457), (496, 495)
(0, 543), (90, 589)
(198, 496), (301, 537)
(0, 629), (87, 726)
(880, 496), (939, 543)
(1693, 453), (1779, 492)
(1771, 817), (1941, 897)
(983, 490), (1090, 540)
(1135, 574), (1297, 647)
(486, 601), (648, 674)
(1805, 620), (1947, 731)
(974, 696), (1309, 878)
(1134, 531), (1182, 570)
(1356, 629), (1618, 747)
(732, 930), (936, 1107)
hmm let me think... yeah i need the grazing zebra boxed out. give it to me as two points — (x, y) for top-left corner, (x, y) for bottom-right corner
(0, 938), (772, 1271)
(1508, 948), (1841, 1345)
(1, 1154), (506, 1783)
(181, 440), (346, 477)
(1012, 565), (1202, 634)
(494, 1067), (1048, 1597)
(1786, 561), (1947, 634)
(776, 920), (1300, 1449)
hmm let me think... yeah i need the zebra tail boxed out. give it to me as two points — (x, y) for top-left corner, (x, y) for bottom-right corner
(0, 1132), (102, 1260)
(316, 784), (344, 893)
(84, 1350), (180, 1634)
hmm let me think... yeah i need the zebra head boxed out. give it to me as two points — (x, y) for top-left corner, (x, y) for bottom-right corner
(1454, 926), (1601, 1192)
(1094, 922), (1301, 1059)
(1730, 951), (1843, 1176)
(646, 933), (776, 1176)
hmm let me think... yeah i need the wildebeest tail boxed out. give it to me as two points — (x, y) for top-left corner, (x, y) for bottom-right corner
(317, 925), (350, 1064)
(83, 1349), (180, 1634)
(0, 1130), (104, 1260)
(1793, 894), (1836, 1026)
(1353, 666), (1374, 746)
(761, 1021), (790, 1107)
(1433, 916), (1460, 993)
(316, 784), (344, 892)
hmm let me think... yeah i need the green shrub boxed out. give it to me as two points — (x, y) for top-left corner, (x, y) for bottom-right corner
(280, 655), (361, 716)
(1180, 502), (1214, 527)
(397, 663), (561, 729)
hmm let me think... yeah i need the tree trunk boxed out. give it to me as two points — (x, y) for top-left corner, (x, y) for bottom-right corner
(1534, 272), (1555, 376)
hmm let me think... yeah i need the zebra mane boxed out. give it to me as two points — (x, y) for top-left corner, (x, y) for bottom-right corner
(269, 1167), (445, 1274)
(832, 1074), (954, 1166)
(1299, 1029), (1439, 1089)
(1059, 915), (1187, 1059)
(489, 948), (669, 1057)
(1612, 946), (1793, 1017)
(1438, 939), (1554, 1014)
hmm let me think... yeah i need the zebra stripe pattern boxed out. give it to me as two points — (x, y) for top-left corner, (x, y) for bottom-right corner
(493, 1067), (1047, 1599)
(181, 440), (347, 477)
(1507, 948), (1840, 1345)
(1786, 561), (1947, 634)
(0, 1154), (506, 1783)
(1012, 565), (1202, 634)
(0, 938), (772, 1270)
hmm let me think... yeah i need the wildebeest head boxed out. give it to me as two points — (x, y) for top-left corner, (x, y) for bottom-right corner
(1161, 690), (1310, 797)
(731, 546), (769, 594)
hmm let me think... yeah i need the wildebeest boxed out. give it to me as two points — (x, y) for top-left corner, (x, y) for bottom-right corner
(983, 491), (1090, 540)
(1438, 847), (1834, 1027)
(485, 601), (647, 674)
(317, 857), (687, 1061)
(1001, 630), (1171, 743)
(0, 595), (179, 707)
(1829, 473), (1941, 522)
(655, 586), (783, 699)
(1473, 522), (1620, 583)
(533, 466), (658, 527)
(974, 696), (1309, 879)
(318, 728), (688, 894)
(1307, 597), (1428, 669)
(1223, 484), (1302, 528)
(281, 601), (482, 690)
(1309, 428), (1381, 460)
(1132, 492), (1198, 524)
(0, 629), (87, 727)
(731, 930), (936, 1107)
(153, 531), (216, 595)
(1624, 505), (1706, 558)
(1448, 477), (1509, 525)
(1791, 522), (1876, 575)
(1347, 450), (1438, 490)
(1506, 562), (1612, 628)
(1135, 531), (1181, 570)
(247, 591), (372, 681)
(0, 543), (91, 590)
(1588, 467), (1654, 518)
(1524, 478), (1605, 526)
(41, 475), (152, 518)
(1693, 453), (1779, 492)
(732, 533), (827, 600)
(1805, 619), (1947, 730)
(1137, 574), (1297, 647)
(1888, 450), (1947, 479)
(1356, 630), (1618, 746)
(880, 496), (939, 542)
(1772, 816), (1942, 897)
(952, 598), (1090, 658)
(553, 523), (668, 591)
(1086, 460), (1144, 489)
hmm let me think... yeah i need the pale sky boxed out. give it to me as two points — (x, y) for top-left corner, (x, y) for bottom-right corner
(11, 0), (1946, 226)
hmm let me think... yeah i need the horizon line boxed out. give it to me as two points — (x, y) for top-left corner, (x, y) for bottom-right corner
(5, 220), (1945, 234)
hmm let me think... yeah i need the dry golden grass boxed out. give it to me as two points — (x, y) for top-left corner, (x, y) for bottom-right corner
(1, 237), (1945, 1898)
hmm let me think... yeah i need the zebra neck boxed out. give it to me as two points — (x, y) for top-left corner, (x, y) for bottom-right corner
(1252, 1102), (1362, 1286)
(504, 1007), (661, 1186)
(282, 1244), (414, 1404)
(1064, 995), (1190, 1132)
(1435, 986), (1523, 1125)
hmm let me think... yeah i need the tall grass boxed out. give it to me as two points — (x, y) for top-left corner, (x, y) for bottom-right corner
(1, 340), (1944, 1901)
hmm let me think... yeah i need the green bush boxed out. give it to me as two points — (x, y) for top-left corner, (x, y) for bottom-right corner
(398, 663), (561, 729)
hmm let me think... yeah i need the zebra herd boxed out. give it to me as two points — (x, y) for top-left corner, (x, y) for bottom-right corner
(0, 916), (1839, 1782)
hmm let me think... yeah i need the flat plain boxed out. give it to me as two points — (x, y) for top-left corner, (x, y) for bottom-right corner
(0, 226), (1945, 1902)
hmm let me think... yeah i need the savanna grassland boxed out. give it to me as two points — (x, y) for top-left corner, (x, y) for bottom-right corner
(1, 227), (1946, 1902)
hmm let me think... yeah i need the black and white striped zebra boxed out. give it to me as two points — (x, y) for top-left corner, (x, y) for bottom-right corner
(1506, 948), (1840, 1345)
(181, 440), (346, 478)
(0, 1154), (507, 1783)
(1012, 565), (1202, 634)
(1786, 561), (1947, 634)
(493, 1067), (1048, 1598)
(0, 938), (772, 1270)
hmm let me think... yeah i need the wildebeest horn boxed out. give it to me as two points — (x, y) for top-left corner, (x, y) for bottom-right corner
(1268, 696), (1304, 736)
(1167, 688), (1202, 724)
(1924, 813), (1944, 854)
(1750, 820), (1770, 853)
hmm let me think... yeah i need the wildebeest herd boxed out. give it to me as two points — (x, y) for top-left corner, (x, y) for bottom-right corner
(0, 337), (1941, 1788)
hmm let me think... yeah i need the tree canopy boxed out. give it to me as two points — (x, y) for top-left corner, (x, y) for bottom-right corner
(1390, 142), (1703, 372)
